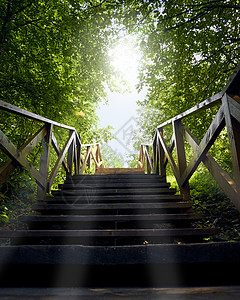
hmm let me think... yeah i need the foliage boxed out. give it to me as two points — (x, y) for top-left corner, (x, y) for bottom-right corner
(126, 0), (240, 241)
(1, 0), (239, 241)
(0, 168), (37, 230)
(190, 167), (240, 241)
(101, 143), (124, 168)
(0, 0), (122, 222)
(134, 0), (240, 143)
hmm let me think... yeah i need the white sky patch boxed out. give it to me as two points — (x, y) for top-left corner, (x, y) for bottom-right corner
(109, 39), (142, 88)
(97, 37), (147, 166)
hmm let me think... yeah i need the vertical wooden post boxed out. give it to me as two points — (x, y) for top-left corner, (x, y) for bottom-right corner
(73, 136), (77, 175)
(173, 120), (190, 200)
(138, 145), (142, 168)
(223, 94), (240, 196)
(146, 145), (151, 174)
(153, 136), (158, 174)
(76, 136), (81, 175)
(67, 130), (74, 176)
(86, 146), (91, 169)
(37, 123), (53, 200)
(158, 128), (166, 179)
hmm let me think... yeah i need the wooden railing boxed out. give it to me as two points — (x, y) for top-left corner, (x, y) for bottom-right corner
(80, 143), (104, 174)
(139, 64), (240, 212)
(138, 144), (153, 174)
(0, 101), (103, 199)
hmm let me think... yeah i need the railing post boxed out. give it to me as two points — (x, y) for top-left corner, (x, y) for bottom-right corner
(146, 145), (151, 174)
(153, 135), (158, 175)
(173, 120), (190, 200)
(158, 128), (166, 179)
(138, 145), (143, 169)
(86, 145), (91, 169)
(37, 123), (53, 200)
(75, 134), (81, 175)
(223, 94), (240, 196)
(67, 130), (74, 176)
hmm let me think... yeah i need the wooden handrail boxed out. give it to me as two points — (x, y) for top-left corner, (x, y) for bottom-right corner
(0, 101), (103, 199)
(139, 63), (240, 212)
(0, 100), (75, 131)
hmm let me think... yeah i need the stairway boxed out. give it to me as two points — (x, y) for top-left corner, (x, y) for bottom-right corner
(1, 170), (240, 287)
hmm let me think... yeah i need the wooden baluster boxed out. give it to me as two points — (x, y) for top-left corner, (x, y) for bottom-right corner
(173, 120), (190, 200)
(158, 128), (166, 179)
(37, 124), (53, 200)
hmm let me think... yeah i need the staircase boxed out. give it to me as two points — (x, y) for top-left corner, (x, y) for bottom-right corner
(8, 171), (217, 246)
(2, 169), (237, 287)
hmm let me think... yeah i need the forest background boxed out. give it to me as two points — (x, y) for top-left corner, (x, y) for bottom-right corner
(0, 0), (240, 240)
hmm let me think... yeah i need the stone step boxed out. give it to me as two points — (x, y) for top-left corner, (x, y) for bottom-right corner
(43, 194), (183, 204)
(0, 228), (218, 245)
(95, 168), (145, 175)
(59, 182), (170, 189)
(32, 202), (192, 215)
(52, 187), (177, 197)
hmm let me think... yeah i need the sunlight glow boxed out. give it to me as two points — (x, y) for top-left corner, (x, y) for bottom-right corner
(109, 39), (142, 88)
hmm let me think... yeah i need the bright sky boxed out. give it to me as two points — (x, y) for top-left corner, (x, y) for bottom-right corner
(97, 38), (147, 166)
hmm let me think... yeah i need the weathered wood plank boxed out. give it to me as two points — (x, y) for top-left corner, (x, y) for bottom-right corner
(67, 130), (75, 176)
(0, 129), (45, 188)
(145, 145), (153, 174)
(0, 100), (75, 130)
(0, 100), (76, 131)
(163, 134), (175, 168)
(180, 105), (225, 186)
(51, 132), (69, 173)
(0, 126), (46, 185)
(223, 94), (240, 198)
(173, 120), (190, 200)
(183, 122), (239, 210)
(157, 92), (223, 129)
(90, 148), (100, 168)
(228, 94), (240, 124)
(158, 129), (167, 178)
(156, 130), (179, 182)
(48, 131), (75, 189)
(79, 146), (91, 174)
(37, 124), (53, 197)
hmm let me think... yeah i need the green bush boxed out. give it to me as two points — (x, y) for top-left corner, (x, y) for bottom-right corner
(190, 167), (240, 241)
